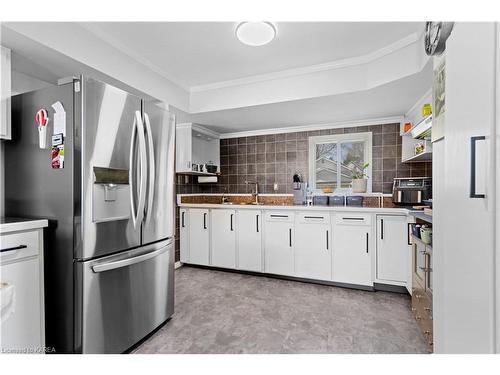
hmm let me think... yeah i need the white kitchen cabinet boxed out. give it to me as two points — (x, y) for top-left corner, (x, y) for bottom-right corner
(1, 45), (11, 140)
(332, 213), (373, 286)
(294, 212), (331, 281)
(264, 212), (294, 276)
(237, 210), (262, 272)
(176, 123), (220, 174)
(179, 208), (189, 263)
(376, 215), (409, 285)
(211, 209), (236, 268)
(1, 222), (47, 353)
(188, 208), (210, 265)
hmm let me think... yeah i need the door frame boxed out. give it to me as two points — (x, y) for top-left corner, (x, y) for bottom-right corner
(495, 21), (500, 354)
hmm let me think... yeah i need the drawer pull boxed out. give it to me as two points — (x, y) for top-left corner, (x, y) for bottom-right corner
(271, 214), (288, 218)
(181, 211), (185, 227)
(326, 230), (329, 250)
(342, 217), (364, 221)
(256, 215), (259, 233)
(366, 232), (369, 253)
(0, 244), (28, 253)
(289, 228), (292, 247)
(305, 216), (324, 220)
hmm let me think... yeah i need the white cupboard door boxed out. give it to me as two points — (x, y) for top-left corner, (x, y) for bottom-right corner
(264, 221), (294, 276)
(376, 215), (408, 284)
(295, 218), (331, 281)
(0, 257), (42, 351)
(211, 209), (236, 268)
(188, 209), (210, 265)
(237, 210), (262, 272)
(332, 224), (372, 286)
(175, 125), (192, 173)
(179, 208), (189, 263)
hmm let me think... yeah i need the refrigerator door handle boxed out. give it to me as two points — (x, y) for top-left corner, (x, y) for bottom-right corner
(143, 112), (155, 225)
(470, 135), (486, 198)
(129, 110), (147, 228)
(91, 245), (169, 273)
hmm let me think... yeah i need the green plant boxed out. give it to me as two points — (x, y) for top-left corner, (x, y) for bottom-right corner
(351, 162), (370, 179)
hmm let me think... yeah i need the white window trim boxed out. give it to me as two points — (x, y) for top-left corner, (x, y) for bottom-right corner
(308, 132), (373, 192)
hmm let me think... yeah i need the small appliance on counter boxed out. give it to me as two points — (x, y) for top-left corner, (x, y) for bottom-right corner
(292, 173), (307, 205)
(392, 177), (432, 205)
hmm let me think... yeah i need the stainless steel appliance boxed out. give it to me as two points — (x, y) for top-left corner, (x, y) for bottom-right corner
(4, 77), (176, 353)
(392, 177), (432, 205)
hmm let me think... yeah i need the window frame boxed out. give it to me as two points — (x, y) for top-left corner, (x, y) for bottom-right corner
(308, 132), (373, 193)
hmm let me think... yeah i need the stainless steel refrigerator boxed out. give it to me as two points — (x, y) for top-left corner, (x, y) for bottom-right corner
(4, 77), (176, 353)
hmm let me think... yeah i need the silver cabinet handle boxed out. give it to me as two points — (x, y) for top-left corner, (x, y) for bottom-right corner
(256, 215), (259, 232)
(181, 211), (185, 227)
(289, 228), (292, 247)
(230, 213), (234, 231)
(129, 110), (147, 228)
(92, 245), (168, 273)
(380, 219), (384, 239)
(366, 233), (369, 253)
(326, 230), (329, 250)
(203, 213), (207, 229)
(143, 112), (155, 225)
(470, 136), (486, 198)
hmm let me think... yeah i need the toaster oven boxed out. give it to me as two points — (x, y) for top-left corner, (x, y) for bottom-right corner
(392, 177), (432, 205)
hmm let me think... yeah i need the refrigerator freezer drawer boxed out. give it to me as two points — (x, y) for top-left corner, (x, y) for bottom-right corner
(76, 238), (174, 353)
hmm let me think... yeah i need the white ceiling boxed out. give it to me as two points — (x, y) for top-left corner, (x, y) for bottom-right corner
(82, 22), (424, 88)
(180, 60), (432, 134)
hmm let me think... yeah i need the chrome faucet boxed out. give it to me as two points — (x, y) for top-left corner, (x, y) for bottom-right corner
(245, 180), (259, 205)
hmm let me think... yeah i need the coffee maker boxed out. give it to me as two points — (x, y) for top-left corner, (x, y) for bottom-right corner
(293, 173), (307, 205)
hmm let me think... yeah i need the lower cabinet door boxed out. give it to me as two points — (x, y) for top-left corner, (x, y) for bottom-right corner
(376, 215), (408, 284)
(264, 220), (294, 276)
(237, 210), (262, 272)
(294, 221), (331, 281)
(0, 257), (42, 351)
(211, 209), (236, 268)
(179, 208), (189, 263)
(332, 223), (372, 286)
(188, 209), (210, 265)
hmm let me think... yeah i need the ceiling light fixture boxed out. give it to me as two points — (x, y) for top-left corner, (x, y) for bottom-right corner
(236, 22), (276, 46)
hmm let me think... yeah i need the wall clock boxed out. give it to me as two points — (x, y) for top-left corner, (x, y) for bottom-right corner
(424, 22), (454, 56)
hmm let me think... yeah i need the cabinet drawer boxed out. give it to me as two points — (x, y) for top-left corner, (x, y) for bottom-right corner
(334, 213), (372, 226)
(265, 211), (295, 222)
(296, 212), (330, 225)
(0, 230), (40, 263)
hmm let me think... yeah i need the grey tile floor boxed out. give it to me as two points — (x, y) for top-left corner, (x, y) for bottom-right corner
(133, 266), (429, 354)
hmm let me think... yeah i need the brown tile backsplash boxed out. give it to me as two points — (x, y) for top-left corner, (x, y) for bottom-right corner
(177, 122), (431, 196)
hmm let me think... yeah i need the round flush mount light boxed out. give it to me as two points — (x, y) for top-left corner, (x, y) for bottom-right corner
(236, 22), (276, 46)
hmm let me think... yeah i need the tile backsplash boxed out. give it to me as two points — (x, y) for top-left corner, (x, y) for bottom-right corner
(176, 122), (431, 195)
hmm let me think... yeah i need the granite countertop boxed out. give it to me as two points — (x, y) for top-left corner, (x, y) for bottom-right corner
(0, 217), (49, 234)
(178, 203), (410, 215)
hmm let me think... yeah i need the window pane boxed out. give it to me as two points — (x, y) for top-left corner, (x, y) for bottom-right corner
(340, 141), (365, 188)
(315, 143), (337, 190)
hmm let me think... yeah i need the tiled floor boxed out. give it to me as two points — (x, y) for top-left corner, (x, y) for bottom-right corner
(133, 266), (429, 354)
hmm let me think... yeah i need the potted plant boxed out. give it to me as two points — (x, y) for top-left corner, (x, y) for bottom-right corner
(351, 162), (370, 193)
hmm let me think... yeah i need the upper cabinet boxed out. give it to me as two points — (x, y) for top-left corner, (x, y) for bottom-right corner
(175, 123), (220, 175)
(1, 46), (12, 140)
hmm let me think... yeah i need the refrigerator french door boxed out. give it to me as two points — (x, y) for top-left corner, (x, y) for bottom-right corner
(5, 77), (175, 353)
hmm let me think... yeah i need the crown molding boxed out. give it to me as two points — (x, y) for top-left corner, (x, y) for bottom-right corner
(190, 32), (421, 93)
(218, 115), (404, 139)
(78, 23), (191, 92)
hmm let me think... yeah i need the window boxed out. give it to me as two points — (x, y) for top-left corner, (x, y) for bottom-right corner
(308, 132), (372, 192)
